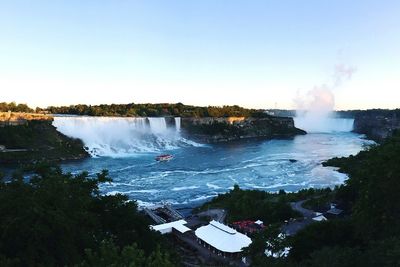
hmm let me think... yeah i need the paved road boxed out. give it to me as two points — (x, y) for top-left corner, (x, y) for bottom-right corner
(282, 200), (316, 236)
(197, 209), (226, 222)
(291, 200), (315, 219)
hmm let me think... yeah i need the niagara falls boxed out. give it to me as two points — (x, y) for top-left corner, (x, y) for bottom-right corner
(2, 1), (400, 266)
(54, 115), (372, 208)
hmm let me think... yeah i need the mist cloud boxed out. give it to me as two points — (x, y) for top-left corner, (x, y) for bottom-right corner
(333, 64), (357, 87)
(294, 63), (357, 132)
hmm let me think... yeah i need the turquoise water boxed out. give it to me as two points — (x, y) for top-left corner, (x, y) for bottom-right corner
(60, 130), (372, 208)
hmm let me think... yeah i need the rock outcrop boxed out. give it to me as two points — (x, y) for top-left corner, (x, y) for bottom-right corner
(181, 116), (306, 143)
(353, 111), (400, 142)
(0, 112), (52, 126)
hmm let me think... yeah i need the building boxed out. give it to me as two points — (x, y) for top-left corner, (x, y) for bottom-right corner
(325, 203), (344, 218)
(232, 220), (265, 234)
(312, 215), (328, 222)
(195, 220), (252, 258)
(150, 219), (191, 235)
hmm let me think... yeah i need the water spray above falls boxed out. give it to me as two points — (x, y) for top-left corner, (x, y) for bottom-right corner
(294, 116), (354, 133)
(53, 116), (198, 157)
(294, 63), (357, 133)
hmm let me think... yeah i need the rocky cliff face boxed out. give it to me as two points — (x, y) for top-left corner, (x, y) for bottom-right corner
(181, 116), (306, 143)
(0, 112), (52, 126)
(353, 112), (400, 143)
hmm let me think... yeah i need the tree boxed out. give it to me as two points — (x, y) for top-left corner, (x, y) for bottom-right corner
(0, 163), (173, 266)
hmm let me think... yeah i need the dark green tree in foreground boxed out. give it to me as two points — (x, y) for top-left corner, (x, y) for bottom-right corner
(0, 164), (177, 266)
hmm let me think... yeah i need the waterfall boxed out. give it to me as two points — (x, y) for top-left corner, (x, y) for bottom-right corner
(175, 117), (181, 132)
(148, 117), (167, 134)
(53, 116), (198, 157)
(294, 117), (354, 133)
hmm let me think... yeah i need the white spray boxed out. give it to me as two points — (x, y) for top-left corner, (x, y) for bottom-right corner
(294, 64), (357, 133)
(53, 116), (199, 157)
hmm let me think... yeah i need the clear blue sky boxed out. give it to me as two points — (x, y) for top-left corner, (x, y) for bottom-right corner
(1, 0), (399, 109)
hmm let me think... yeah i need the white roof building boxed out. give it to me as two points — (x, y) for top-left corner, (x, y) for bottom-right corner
(312, 215), (328, 222)
(195, 220), (252, 254)
(150, 219), (191, 235)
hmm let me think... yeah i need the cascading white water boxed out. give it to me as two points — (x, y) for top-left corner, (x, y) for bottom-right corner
(53, 116), (197, 157)
(294, 117), (354, 133)
(148, 117), (167, 134)
(175, 117), (181, 132)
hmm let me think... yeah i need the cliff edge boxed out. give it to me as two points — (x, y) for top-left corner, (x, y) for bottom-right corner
(0, 112), (88, 164)
(353, 110), (400, 142)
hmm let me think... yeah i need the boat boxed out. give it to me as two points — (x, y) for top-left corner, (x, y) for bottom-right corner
(155, 154), (173, 162)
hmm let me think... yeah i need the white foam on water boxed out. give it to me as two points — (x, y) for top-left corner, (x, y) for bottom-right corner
(172, 186), (199, 191)
(189, 194), (218, 202)
(206, 183), (221, 189)
(105, 189), (160, 195)
(53, 116), (201, 157)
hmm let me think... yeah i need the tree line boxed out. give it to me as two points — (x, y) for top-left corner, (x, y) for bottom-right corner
(0, 102), (33, 113)
(39, 103), (269, 118)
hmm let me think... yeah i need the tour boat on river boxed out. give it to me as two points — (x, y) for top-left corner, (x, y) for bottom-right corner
(155, 154), (173, 162)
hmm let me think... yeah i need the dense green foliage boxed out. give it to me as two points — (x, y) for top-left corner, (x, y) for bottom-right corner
(79, 241), (176, 267)
(41, 103), (269, 118)
(0, 121), (88, 164)
(200, 185), (301, 224)
(324, 131), (400, 240)
(338, 108), (400, 119)
(301, 189), (333, 212)
(244, 132), (400, 266)
(0, 164), (177, 266)
(0, 102), (33, 113)
(289, 219), (360, 261)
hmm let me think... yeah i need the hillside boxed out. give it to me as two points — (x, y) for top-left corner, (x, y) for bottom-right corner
(0, 113), (88, 164)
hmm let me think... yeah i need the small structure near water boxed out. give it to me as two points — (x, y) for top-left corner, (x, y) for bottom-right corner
(144, 203), (184, 224)
(195, 220), (252, 257)
(325, 203), (344, 218)
(232, 220), (265, 234)
(150, 219), (191, 235)
(312, 214), (328, 222)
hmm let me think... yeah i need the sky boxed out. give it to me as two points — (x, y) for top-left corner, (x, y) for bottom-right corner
(0, 0), (399, 110)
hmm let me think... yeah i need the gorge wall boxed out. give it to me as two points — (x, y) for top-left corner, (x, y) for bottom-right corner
(353, 110), (400, 142)
(180, 116), (306, 143)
